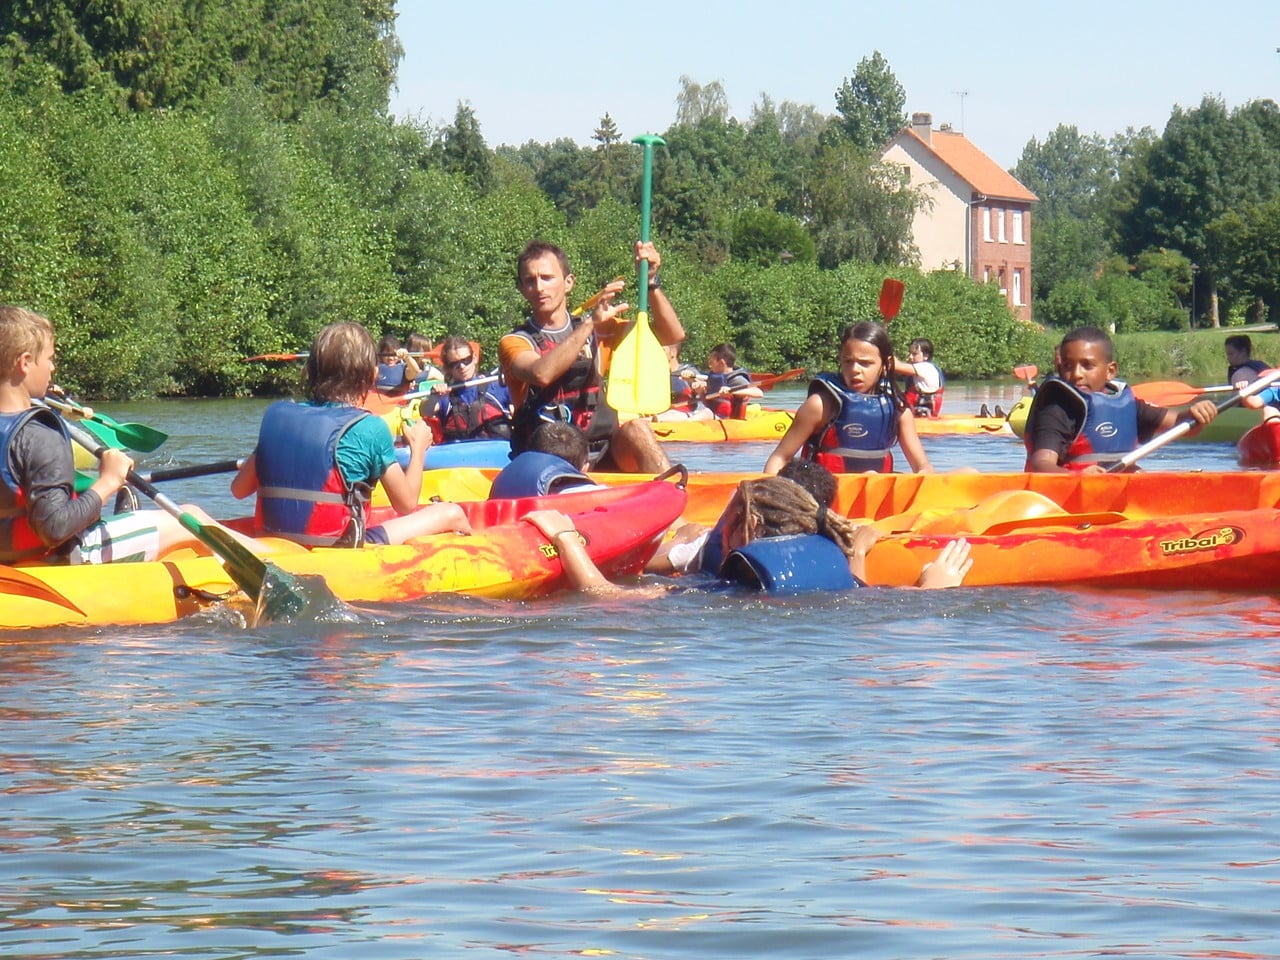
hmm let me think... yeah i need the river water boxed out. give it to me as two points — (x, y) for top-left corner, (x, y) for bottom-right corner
(4, 385), (1280, 959)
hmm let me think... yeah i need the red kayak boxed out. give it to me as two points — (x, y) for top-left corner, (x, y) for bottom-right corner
(1237, 419), (1280, 468)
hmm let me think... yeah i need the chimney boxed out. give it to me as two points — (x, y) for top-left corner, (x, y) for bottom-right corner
(912, 112), (933, 145)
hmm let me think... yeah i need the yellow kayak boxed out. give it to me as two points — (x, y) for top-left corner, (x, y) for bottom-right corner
(649, 409), (794, 443)
(2, 480), (686, 630)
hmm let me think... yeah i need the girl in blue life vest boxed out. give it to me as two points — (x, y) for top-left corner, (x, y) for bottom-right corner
(763, 321), (932, 476)
(231, 322), (471, 546)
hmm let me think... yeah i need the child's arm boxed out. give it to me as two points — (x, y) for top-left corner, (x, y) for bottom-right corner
(378, 416), (433, 515)
(895, 408), (934, 473)
(764, 393), (829, 474)
(230, 452), (258, 499)
(19, 424), (126, 546)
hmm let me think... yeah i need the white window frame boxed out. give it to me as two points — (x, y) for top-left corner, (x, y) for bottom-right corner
(1012, 209), (1024, 245)
(982, 207), (992, 242)
(1013, 269), (1024, 306)
(997, 207), (1006, 243)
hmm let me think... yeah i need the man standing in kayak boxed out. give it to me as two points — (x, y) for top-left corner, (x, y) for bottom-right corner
(500, 240), (685, 472)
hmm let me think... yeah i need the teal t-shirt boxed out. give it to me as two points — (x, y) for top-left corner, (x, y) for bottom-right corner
(335, 411), (397, 488)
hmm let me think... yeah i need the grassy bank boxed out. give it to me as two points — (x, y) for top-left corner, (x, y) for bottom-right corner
(1025, 327), (1279, 386)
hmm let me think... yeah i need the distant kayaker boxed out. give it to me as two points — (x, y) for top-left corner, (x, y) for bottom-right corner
(1024, 325), (1219, 474)
(762, 321), (933, 475)
(499, 239), (685, 473)
(0, 305), (231, 565)
(231, 322), (471, 545)
(418, 335), (512, 442)
(893, 337), (945, 418)
(1225, 334), (1271, 389)
(692, 343), (764, 418)
(374, 334), (424, 397)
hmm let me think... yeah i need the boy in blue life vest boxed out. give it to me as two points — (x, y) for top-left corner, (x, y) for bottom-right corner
(1024, 325), (1219, 474)
(694, 343), (763, 419)
(232, 322), (470, 546)
(0, 305), (215, 564)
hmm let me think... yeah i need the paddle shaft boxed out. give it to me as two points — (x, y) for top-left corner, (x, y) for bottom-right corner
(398, 374), (500, 404)
(1110, 367), (1280, 472)
(635, 136), (658, 316)
(142, 459), (244, 483)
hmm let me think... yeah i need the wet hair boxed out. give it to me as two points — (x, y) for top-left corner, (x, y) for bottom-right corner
(515, 240), (572, 287)
(528, 420), (590, 470)
(838, 321), (906, 408)
(710, 343), (738, 366)
(1059, 326), (1114, 362)
(0, 305), (54, 373)
(305, 322), (378, 404)
(737, 476), (865, 560)
(1225, 334), (1253, 356)
(777, 459), (837, 508)
(909, 338), (933, 360)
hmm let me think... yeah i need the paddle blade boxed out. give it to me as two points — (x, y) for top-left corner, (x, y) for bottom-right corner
(1129, 380), (1211, 406)
(606, 312), (671, 415)
(1013, 364), (1038, 384)
(254, 567), (352, 626)
(752, 368), (806, 390)
(879, 278), (905, 322)
(108, 420), (168, 453)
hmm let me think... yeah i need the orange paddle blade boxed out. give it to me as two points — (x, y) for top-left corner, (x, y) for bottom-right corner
(752, 368), (806, 390)
(879, 278), (905, 322)
(1130, 380), (1238, 405)
(1013, 364), (1038, 383)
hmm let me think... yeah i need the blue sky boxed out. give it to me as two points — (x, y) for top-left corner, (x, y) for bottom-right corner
(389, 0), (1280, 170)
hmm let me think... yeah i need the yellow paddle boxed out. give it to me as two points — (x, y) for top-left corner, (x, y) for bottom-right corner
(606, 134), (670, 416)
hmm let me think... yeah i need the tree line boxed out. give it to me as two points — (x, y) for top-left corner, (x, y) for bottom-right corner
(0, 5), (1270, 398)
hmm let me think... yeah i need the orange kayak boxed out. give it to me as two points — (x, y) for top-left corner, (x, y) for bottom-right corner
(416, 468), (1280, 592)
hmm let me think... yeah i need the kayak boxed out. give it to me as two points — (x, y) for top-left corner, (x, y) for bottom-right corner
(1237, 420), (1280, 468)
(414, 467), (1280, 592)
(1, 479), (686, 630)
(395, 439), (512, 469)
(650, 409), (794, 443)
(913, 413), (1015, 436)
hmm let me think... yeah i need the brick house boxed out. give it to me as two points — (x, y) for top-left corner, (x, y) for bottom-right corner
(881, 112), (1037, 323)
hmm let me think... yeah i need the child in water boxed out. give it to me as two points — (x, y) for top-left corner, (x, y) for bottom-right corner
(764, 321), (932, 475)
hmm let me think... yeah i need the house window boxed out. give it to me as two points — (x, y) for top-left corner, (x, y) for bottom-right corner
(982, 207), (992, 242)
(1013, 269), (1024, 306)
(997, 208), (1006, 243)
(1012, 210), (1024, 244)
(983, 266), (991, 283)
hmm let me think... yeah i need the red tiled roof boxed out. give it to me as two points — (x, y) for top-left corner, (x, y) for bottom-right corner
(895, 128), (1037, 202)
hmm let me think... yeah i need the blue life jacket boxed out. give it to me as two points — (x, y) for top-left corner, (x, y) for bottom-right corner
(698, 511), (730, 575)
(721, 534), (862, 593)
(0, 407), (69, 561)
(255, 401), (370, 545)
(805, 373), (898, 473)
(489, 451), (591, 500)
(376, 362), (409, 392)
(1023, 377), (1138, 470)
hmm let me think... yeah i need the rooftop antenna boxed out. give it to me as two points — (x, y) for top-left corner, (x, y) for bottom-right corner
(952, 90), (969, 133)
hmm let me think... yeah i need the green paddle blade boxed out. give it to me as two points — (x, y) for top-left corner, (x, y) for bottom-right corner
(607, 311), (671, 415)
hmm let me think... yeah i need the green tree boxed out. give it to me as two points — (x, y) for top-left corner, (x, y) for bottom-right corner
(1113, 96), (1280, 326)
(1207, 199), (1280, 324)
(830, 51), (907, 153)
(731, 208), (814, 266)
(806, 142), (921, 267)
(441, 102), (494, 193)
(674, 75), (729, 126)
